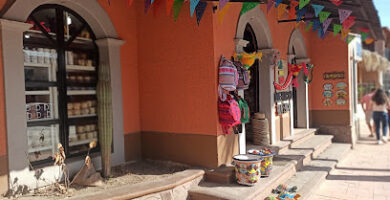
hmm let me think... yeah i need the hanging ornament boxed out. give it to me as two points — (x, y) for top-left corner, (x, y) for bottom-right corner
(333, 24), (342, 36)
(173, 0), (184, 21)
(311, 4), (324, 17)
(302, 63), (314, 83)
(219, 0), (229, 11)
(234, 52), (262, 69)
(319, 11), (331, 23)
(190, 0), (200, 17)
(330, 0), (343, 6)
(195, 1), (207, 25)
(240, 2), (259, 16)
(166, 0), (175, 16)
(322, 18), (333, 33)
(338, 9), (352, 24)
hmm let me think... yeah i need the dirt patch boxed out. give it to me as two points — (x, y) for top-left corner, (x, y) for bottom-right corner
(1, 160), (190, 200)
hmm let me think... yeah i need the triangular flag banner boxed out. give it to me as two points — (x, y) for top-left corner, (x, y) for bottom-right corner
(196, 1), (207, 25)
(319, 11), (331, 23)
(342, 16), (356, 30)
(173, 0), (184, 21)
(322, 18), (333, 33)
(278, 4), (288, 19)
(166, 0), (175, 15)
(152, 0), (163, 17)
(359, 28), (369, 33)
(338, 9), (352, 23)
(311, 4), (324, 17)
(305, 12), (314, 19)
(218, 3), (230, 24)
(151, 0), (155, 4)
(365, 38), (374, 45)
(346, 35), (355, 44)
(296, 7), (307, 21)
(219, 0), (229, 11)
(341, 29), (350, 40)
(267, 0), (274, 13)
(128, 0), (134, 7)
(318, 27), (323, 38)
(190, 0), (200, 17)
(305, 21), (313, 32)
(333, 24), (342, 36)
(275, 0), (282, 8)
(330, 0), (343, 6)
(313, 20), (320, 31)
(240, 2), (259, 16)
(289, 1), (300, 19)
(299, 0), (310, 9)
(361, 32), (368, 41)
(145, 0), (151, 13)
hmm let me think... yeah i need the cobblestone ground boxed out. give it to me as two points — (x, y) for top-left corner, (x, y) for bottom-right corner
(312, 124), (390, 200)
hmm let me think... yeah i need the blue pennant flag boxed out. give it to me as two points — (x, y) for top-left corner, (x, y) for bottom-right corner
(296, 7), (307, 21)
(190, 0), (200, 17)
(313, 20), (321, 31)
(311, 4), (324, 17)
(275, 0), (282, 8)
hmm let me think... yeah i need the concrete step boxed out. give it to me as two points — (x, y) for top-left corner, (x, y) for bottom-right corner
(279, 143), (351, 200)
(277, 135), (334, 170)
(188, 160), (296, 200)
(247, 128), (317, 155)
(204, 165), (235, 184)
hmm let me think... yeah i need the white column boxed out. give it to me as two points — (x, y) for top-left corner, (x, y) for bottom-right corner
(95, 38), (126, 166)
(259, 49), (276, 144)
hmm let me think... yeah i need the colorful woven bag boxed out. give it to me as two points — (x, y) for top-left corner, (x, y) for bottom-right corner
(219, 56), (239, 91)
(218, 95), (241, 134)
(238, 97), (250, 124)
(234, 61), (250, 90)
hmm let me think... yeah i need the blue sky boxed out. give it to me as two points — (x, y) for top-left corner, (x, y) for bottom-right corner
(373, 0), (390, 28)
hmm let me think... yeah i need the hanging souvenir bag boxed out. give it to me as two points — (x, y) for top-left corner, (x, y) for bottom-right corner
(219, 56), (239, 91)
(218, 95), (241, 134)
(234, 61), (250, 90)
(238, 97), (250, 124)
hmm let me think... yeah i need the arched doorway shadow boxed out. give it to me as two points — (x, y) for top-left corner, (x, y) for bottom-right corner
(235, 6), (277, 150)
(288, 29), (309, 129)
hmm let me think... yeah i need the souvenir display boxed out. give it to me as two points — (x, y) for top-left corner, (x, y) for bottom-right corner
(248, 147), (275, 176)
(232, 154), (263, 186)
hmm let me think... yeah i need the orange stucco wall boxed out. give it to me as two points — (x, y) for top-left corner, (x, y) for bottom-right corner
(97, 0), (141, 134)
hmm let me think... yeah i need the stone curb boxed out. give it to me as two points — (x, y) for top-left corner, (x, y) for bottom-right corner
(67, 169), (205, 200)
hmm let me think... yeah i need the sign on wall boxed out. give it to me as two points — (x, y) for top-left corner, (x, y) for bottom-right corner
(323, 71), (345, 80)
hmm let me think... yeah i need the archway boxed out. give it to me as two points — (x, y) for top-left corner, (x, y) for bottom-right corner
(235, 6), (277, 150)
(288, 29), (309, 129)
(0, 0), (125, 189)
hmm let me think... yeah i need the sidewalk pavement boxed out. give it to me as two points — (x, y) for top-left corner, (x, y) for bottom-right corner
(312, 126), (390, 200)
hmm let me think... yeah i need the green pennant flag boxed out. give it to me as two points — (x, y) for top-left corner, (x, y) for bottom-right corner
(361, 32), (368, 41)
(299, 0), (310, 9)
(240, 2), (259, 16)
(346, 35), (356, 44)
(319, 11), (331, 23)
(333, 24), (342, 36)
(173, 0), (184, 21)
(305, 21), (313, 32)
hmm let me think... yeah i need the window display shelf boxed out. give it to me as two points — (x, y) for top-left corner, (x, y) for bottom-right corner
(67, 90), (96, 95)
(25, 90), (50, 95)
(24, 62), (51, 68)
(26, 30), (93, 43)
(69, 138), (96, 147)
(28, 145), (52, 153)
(66, 65), (96, 71)
(68, 114), (97, 119)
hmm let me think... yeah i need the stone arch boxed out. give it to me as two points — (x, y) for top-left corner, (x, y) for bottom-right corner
(2, 0), (117, 39)
(288, 29), (307, 59)
(236, 5), (273, 50)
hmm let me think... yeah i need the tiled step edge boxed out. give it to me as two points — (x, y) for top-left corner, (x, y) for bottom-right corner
(283, 143), (351, 200)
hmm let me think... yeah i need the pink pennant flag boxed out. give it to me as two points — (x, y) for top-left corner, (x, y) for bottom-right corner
(322, 18), (333, 33)
(267, 0), (274, 13)
(342, 16), (356, 30)
(219, 0), (229, 11)
(338, 9), (352, 24)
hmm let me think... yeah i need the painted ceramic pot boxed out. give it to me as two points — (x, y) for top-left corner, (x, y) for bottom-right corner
(260, 156), (274, 176)
(233, 154), (263, 186)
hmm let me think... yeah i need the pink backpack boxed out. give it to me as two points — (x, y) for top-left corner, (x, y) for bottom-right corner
(219, 56), (239, 91)
(218, 95), (241, 134)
